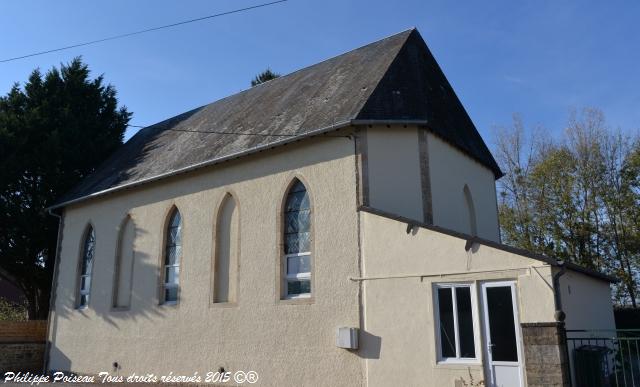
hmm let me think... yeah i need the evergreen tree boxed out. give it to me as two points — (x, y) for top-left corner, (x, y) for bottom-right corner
(0, 57), (131, 318)
(251, 68), (280, 86)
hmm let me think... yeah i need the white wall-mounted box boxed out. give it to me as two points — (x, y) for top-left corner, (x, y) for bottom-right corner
(336, 327), (358, 349)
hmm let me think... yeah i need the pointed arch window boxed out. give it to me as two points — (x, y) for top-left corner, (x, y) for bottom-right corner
(113, 216), (135, 309)
(283, 179), (311, 298)
(163, 209), (182, 304)
(78, 226), (95, 308)
(213, 194), (239, 304)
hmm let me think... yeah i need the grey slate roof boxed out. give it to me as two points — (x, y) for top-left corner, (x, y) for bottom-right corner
(53, 28), (502, 209)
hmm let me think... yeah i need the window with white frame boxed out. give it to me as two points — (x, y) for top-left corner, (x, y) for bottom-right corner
(283, 179), (311, 298)
(163, 209), (182, 304)
(78, 226), (95, 308)
(434, 284), (478, 362)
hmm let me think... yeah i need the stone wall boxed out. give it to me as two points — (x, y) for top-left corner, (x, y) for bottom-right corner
(521, 322), (570, 387)
(0, 342), (45, 372)
(0, 321), (47, 373)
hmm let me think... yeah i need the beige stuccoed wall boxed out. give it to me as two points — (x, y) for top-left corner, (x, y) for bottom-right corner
(48, 136), (364, 386)
(427, 133), (500, 242)
(558, 270), (615, 387)
(360, 126), (500, 241)
(359, 211), (557, 387)
(560, 271), (615, 331)
(366, 126), (424, 221)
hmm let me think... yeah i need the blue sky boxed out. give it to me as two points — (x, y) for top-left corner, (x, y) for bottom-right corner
(1, 1), (638, 143)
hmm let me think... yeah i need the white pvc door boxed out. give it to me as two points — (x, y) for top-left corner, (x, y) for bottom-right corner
(481, 282), (524, 387)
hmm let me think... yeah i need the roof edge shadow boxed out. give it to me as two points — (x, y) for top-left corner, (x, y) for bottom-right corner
(358, 205), (617, 283)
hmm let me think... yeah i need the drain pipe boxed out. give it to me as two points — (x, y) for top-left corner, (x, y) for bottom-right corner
(552, 260), (567, 322)
(552, 262), (572, 387)
(44, 208), (64, 373)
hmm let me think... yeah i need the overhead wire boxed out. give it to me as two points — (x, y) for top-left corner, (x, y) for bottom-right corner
(127, 97), (354, 138)
(2, 0), (351, 139)
(126, 123), (352, 138)
(0, 0), (287, 63)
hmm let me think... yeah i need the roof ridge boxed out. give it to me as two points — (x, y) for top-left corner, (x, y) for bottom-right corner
(124, 29), (415, 144)
(247, 28), (415, 91)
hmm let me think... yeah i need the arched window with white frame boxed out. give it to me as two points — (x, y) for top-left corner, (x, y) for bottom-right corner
(162, 208), (182, 304)
(77, 225), (96, 308)
(282, 179), (312, 299)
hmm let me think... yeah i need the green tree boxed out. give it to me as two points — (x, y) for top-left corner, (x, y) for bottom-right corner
(599, 133), (640, 305)
(0, 57), (131, 319)
(251, 68), (280, 86)
(495, 108), (639, 307)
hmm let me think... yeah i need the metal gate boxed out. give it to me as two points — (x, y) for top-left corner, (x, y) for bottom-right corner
(565, 329), (640, 387)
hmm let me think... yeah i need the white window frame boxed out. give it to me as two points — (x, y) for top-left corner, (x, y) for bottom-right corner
(163, 263), (179, 305)
(162, 211), (181, 305)
(285, 251), (311, 299)
(433, 283), (481, 364)
(78, 273), (91, 308)
(77, 228), (95, 309)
